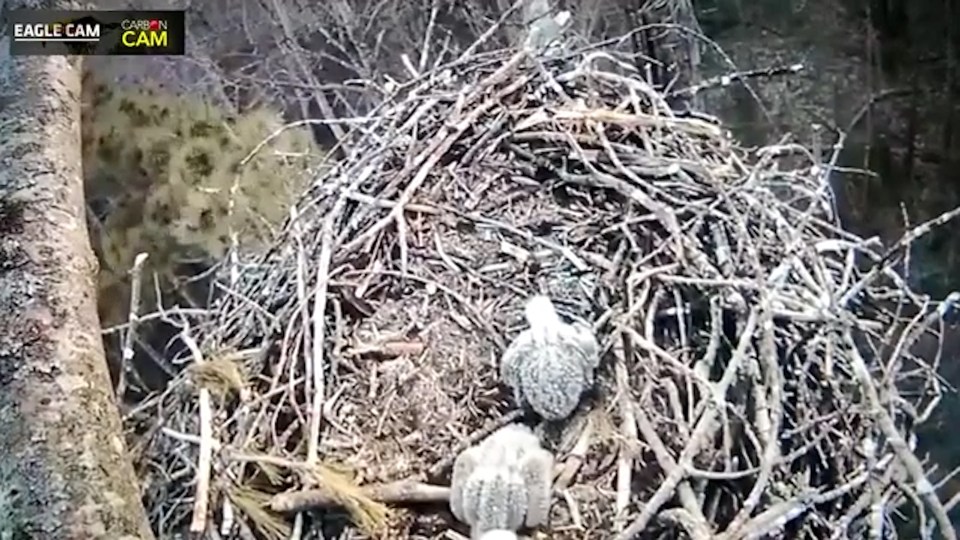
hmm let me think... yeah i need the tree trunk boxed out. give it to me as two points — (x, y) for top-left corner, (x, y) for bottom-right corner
(0, 40), (156, 540)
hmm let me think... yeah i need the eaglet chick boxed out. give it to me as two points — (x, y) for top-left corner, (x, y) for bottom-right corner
(500, 295), (600, 420)
(478, 531), (519, 540)
(449, 423), (554, 538)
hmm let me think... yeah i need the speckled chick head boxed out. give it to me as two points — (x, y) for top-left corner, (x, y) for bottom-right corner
(481, 423), (540, 461)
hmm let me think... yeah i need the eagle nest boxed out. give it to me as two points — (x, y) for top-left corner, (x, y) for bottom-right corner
(127, 40), (960, 540)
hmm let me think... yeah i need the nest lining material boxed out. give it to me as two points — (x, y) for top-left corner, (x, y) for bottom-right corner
(128, 44), (959, 540)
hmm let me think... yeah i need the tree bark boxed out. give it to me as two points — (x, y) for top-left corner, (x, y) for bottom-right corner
(0, 41), (156, 540)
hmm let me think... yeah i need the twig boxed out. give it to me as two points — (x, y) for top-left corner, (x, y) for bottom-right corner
(844, 334), (956, 540)
(182, 327), (214, 535)
(425, 409), (525, 480)
(614, 333), (638, 527)
(271, 481), (450, 513)
(617, 309), (761, 539)
(116, 252), (149, 398)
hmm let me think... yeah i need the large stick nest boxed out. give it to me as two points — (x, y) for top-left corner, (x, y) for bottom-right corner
(128, 44), (959, 540)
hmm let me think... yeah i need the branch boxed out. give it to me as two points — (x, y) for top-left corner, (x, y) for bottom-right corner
(271, 481), (451, 513)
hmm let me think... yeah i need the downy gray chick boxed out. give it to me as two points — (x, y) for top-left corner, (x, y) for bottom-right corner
(449, 423), (554, 538)
(500, 295), (600, 421)
(478, 531), (519, 540)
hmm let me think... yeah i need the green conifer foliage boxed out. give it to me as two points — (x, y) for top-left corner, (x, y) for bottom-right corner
(82, 78), (316, 327)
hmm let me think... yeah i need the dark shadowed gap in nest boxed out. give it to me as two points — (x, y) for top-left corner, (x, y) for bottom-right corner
(105, 318), (190, 403)
(300, 511), (349, 540)
(257, 338), (286, 385)
(331, 284), (377, 321)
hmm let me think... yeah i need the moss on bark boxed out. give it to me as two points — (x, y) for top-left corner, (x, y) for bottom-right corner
(0, 28), (156, 540)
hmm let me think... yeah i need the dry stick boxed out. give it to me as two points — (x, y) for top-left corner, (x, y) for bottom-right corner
(724, 302), (783, 536)
(944, 489), (960, 515)
(425, 409), (525, 480)
(843, 334), (957, 540)
(291, 203), (313, 408)
(865, 456), (889, 540)
(839, 205), (960, 309)
(569, 131), (687, 267)
(303, 242), (336, 463)
(554, 414), (595, 490)
(117, 252), (149, 398)
(633, 398), (709, 530)
(657, 508), (712, 540)
(341, 53), (530, 255)
(552, 106), (723, 139)
(271, 481), (451, 513)
(295, 185), (349, 540)
(304, 163), (382, 464)
(729, 467), (877, 540)
(614, 335), (638, 528)
(418, 0), (439, 73)
(881, 307), (932, 390)
(721, 175), (785, 535)
(182, 328), (214, 535)
(892, 474), (933, 536)
(667, 63), (805, 101)
(446, 203), (590, 272)
(455, 0), (525, 62)
(103, 307), (209, 336)
(616, 309), (760, 540)
(831, 454), (901, 540)
(268, 0), (348, 154)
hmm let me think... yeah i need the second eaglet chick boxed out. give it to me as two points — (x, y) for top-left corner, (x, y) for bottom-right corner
(449, 424), (554, 539)
(500, 295), (600, 420)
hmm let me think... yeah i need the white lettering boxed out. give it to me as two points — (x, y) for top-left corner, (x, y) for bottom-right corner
(66, 24), (99, 38)
(12, 22), (100, 40)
